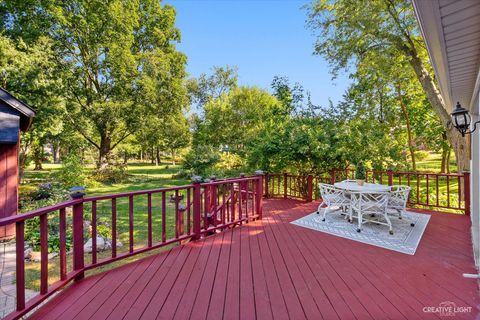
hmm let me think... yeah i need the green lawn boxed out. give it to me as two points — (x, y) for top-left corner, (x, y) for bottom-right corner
(21, 162), (191, 290)
(415, 152), (457, 172)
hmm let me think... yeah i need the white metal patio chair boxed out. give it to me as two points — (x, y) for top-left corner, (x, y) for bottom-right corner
(349, 191), (393, 234)
(388, 185), (415, 227)
(317, 183), (350, 222)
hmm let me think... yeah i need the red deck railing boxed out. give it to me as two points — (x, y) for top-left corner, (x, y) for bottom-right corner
(0, 174), (264, 320)
(265, 169), (470, 215)
(0, 169), (471, 319)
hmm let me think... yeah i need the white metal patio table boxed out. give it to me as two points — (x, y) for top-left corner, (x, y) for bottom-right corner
(334, 181), (391, 192)
(334, 180), (393, 233)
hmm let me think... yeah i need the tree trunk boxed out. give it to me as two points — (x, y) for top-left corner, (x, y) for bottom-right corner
(441, 148), (447, 173)
(446, 148), (451, 173)
(171, 149), (176, 165)
(396, 83), (416, 171)
(123, 151), (128, 164)
(150, 146), (155, 164)
(155, 146), (160, 166)
(399, 42), (469, 172)
(440, 131), (449, 173)
(51, 141), (60, 164)
(32, 143), (44, 171)
(98, 134), (112, 168)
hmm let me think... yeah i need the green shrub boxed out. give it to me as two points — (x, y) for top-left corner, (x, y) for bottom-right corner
(183, 145), (220, 175)
(96, 224), (112, 238)
(55, 154), (87, 188)
(92, 162), (129, 183)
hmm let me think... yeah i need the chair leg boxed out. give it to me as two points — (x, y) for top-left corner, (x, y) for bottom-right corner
(384, 210), (393, 235)
(322, 207), (330, 222)
(316, 202), (324, 214)
(357, 212), (362, 232)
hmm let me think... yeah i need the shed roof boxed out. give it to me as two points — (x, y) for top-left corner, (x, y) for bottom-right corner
(0, 87), (35, 131)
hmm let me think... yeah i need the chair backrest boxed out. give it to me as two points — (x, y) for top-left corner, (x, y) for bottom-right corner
(319, 183), (345, 206)
(389, 185), (411, 209)
(350, 191), (390, 214)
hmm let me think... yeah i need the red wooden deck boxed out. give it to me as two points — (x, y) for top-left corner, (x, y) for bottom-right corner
(30, 199), (479, 320)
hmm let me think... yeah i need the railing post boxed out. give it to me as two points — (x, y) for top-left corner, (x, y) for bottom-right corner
(72, 199), (85, 281)
(330, 169), (336, 185)
(16, 221), (25, 311)
(387, 170), (393, 186)
(264, 172), (269, 198)
(192, 176), (202, 240)
(255, 170), (264, 219)
(463, 171), (471, 216)
(283, 172), (288, 199)
(307, 175), (313, 202)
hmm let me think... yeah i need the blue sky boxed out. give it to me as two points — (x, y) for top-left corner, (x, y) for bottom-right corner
(164, 0), (351, 106)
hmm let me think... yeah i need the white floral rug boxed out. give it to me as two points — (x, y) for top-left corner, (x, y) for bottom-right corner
(291, 209), (430, 255)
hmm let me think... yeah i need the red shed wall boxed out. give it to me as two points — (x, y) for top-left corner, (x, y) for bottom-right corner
(0, 143), (18, 240)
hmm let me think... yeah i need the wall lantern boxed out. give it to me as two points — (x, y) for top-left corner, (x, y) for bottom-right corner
(451, 102), (480, 137)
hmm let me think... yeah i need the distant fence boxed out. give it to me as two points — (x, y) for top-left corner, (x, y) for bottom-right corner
(264, 169), (470, 215)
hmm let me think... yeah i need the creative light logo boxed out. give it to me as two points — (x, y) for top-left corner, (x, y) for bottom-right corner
(423, 301), (472, 317)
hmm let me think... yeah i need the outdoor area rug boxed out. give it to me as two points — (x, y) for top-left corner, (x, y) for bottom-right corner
(291, 209), (430, 255)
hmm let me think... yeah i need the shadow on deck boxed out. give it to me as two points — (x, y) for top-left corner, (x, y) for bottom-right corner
(29, 199), (479, 319)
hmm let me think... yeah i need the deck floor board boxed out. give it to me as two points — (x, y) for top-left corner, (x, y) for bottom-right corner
(31, 199), (480, 319)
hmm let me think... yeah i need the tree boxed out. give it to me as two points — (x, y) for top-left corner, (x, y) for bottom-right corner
(0, 34), (65, 172)
(161, 111), (190, 165)
(2, 0), (188, 168)
(307, 0), (469, 172)
(187, 65), (238, 109)
(197, 86), (279, 154)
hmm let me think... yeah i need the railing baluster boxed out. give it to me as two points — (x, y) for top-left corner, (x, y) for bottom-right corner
(112, 198), (117, 258)
(162, 192), (166, 243)
(129, 196), (134, 253)
(16, 221), (25, 311)
(436, 175), (439, 207)
(212, 186), (217, 228)
(147, 193), (152, 247)
(187, 188), (191, 236)
(192, 182), (201, 240)
(40, 213), (48, 294)
(231, 183), (235, 222)
(91, 201), (97, 265)
(426, 174), (430, 206)
(458, 175), (462, 209)
(245, 181), (249, 220)
(72, 199), (84, 280)
(447, 175), (451, 208)
(222, 184), (226, 226)
(204, 187), (209, 229)
(175, 190), (179, 238)
(239, 179), (243, 221)
(59, 208), (67, 279)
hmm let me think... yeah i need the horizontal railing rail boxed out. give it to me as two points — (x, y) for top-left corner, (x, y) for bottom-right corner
(0, 174), (264, 320)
